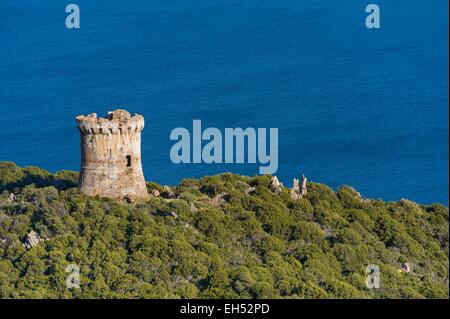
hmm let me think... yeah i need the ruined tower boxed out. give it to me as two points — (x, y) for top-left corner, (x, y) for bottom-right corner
(76, 109), (148, 201)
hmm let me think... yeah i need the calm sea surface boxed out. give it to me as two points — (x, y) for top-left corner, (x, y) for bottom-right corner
(0, 0), (448, 204)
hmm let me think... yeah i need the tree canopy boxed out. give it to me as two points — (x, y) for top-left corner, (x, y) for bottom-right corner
(0, 162), (448, 299)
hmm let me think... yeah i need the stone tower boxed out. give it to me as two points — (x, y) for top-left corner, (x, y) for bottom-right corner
(76, 109), (148, 201)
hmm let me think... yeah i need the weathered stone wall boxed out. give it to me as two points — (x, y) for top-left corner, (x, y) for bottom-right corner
(76, 110), (148, 200)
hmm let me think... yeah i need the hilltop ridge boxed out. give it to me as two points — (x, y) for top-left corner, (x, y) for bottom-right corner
(0, 162), (448, 298)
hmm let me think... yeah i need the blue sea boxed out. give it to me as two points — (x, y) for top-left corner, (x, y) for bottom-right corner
(0, 0), (448, 204)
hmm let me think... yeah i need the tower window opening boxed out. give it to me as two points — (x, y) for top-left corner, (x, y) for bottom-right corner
(126, 155), (132, 167)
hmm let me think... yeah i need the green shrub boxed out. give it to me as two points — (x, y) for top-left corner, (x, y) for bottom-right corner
(0, 162), (447, 299)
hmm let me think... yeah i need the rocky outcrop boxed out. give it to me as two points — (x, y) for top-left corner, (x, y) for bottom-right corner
(150, 189), (160, 197)
(168, 211), (178, 218)
(162, 186), (177, 199)
(401, 263), (412, 273)
(292, 178), (299, 192)
(290, 175), (308, 200)
(8, 192), (16, 203)
(270, 176), (283, 193)
(300, 174), (307, 197)
(210, 193), (230, 207)
(23, 231), (41, 250)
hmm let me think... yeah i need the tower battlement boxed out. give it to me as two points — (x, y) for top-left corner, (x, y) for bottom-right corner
(76, 110), (144, 135)
(76, 109), (149, 201)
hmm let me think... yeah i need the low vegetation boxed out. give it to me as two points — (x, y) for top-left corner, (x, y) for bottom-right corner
(0, 162), (448, 298)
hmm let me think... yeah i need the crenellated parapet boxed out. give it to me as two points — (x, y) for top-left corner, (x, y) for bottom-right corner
(76, 110), (144, 135)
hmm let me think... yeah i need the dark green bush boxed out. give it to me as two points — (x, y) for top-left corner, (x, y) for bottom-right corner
(0, 162), (447, 299)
